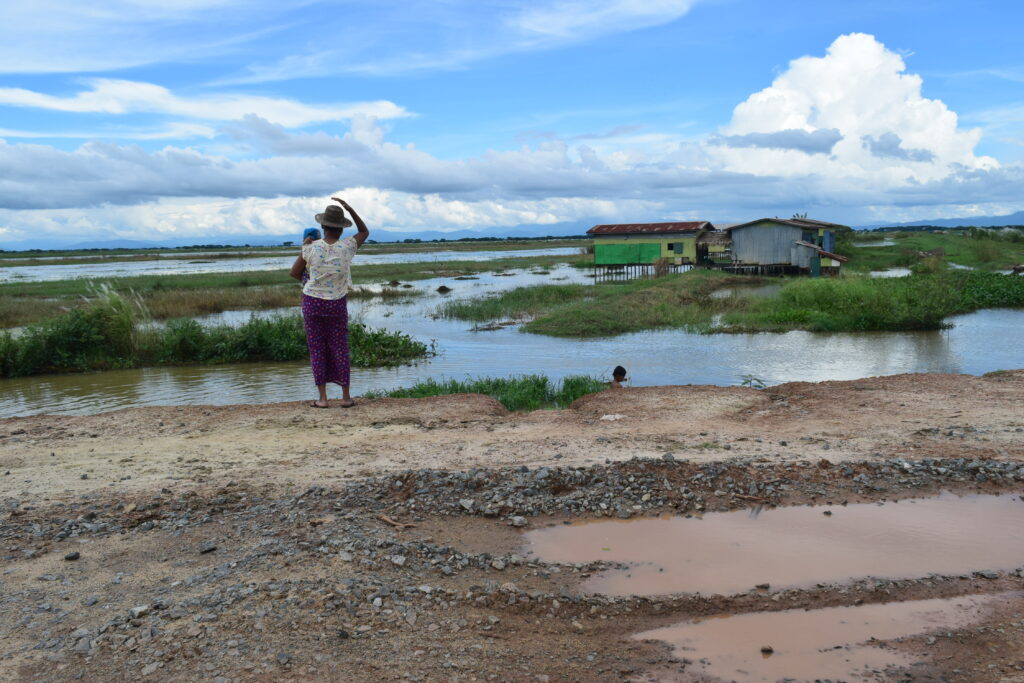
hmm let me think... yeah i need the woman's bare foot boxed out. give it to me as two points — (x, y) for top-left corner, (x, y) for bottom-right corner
(310, 400), (329, 409)
(339, 399), (355, 408)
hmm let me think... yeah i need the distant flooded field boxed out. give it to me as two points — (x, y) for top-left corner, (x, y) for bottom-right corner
(0, 247), (580, 283)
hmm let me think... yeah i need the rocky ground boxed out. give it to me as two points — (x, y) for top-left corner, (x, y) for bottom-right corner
(2, 371), (1024, 682)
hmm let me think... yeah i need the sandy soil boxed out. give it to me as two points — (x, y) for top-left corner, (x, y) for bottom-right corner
(2, 371), (1024, 682)
(3, 371), (1022, 502)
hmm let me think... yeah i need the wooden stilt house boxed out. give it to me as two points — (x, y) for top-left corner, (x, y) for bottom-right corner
(724, 217), (849, 275)
(586, 222), (714, 281)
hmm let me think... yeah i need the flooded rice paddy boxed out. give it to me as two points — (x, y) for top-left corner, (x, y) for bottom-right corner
(1, 261), (1023, 417)
(524, 492), (1024, 596)
(634, 593), (1012, 682)
(0, 246), (580, 283)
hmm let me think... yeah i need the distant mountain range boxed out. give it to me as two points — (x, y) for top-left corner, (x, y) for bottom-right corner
(856, 211), (1024, 230)
(0, 221), (593, 251)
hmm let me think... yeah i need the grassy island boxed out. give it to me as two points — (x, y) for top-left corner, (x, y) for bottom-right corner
(440, 268), (1024, 337)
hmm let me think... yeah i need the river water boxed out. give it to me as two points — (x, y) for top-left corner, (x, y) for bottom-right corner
(1, 263), (1022, 418)
(0, 247), (580, 283)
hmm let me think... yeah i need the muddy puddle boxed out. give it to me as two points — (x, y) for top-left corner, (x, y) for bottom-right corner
(525, 492), (1024, 596)
(634, 592), (1016, 682)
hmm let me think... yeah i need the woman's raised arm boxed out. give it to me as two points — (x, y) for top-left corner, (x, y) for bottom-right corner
(332, 197), (369, 246)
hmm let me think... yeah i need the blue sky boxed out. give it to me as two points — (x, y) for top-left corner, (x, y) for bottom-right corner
(1, 0), (1022, 244)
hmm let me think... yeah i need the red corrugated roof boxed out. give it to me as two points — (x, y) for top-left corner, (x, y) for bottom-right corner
(587, 221), (712, 235)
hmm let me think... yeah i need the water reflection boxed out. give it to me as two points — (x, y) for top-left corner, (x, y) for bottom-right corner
(870, 268), (912, 278)
(526, 492), (1024, 596)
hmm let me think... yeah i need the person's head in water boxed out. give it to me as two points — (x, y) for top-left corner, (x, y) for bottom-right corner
(611, 365), (627, 388)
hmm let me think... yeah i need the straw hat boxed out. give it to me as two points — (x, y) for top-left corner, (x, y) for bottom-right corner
(315, 205), (352, 229)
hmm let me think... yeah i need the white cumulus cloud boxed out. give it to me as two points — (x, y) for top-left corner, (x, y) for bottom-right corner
(0, 190), (662, 242)
(715, 33), (999, 183)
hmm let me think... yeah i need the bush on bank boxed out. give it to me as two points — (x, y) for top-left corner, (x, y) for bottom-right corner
(721, 271), (1024, 333)
(0, 288), (430, 378)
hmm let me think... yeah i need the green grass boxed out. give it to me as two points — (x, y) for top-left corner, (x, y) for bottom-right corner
(438, 270), (759, 337)
(438, 284), (592, 322)
(839, 229), (1024, 273)
(0, 287), (431, 378)
(718, 270), (1024, 332)
(525, 271), (748, 337)
(0, 270), (295, 299)
(364, 374), (607, 411)
(436, 264), (1024, 337)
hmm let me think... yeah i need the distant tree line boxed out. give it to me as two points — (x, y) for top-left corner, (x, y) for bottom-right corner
(0, 234), (590, 255)
(869, 225), (1024, 234)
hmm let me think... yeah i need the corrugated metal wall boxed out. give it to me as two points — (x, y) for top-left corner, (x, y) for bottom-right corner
(732, 223), (802, 265)
(792, 243), (816, 268)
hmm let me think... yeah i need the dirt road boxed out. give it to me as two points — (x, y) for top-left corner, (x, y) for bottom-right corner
(2, 371), (1023, 681)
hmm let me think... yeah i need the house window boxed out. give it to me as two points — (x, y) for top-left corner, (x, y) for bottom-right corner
(666, 242), (683, 254)
(666, 243), (675, 251)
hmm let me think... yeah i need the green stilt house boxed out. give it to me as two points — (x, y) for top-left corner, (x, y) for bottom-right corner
(586, 221), (714, 280)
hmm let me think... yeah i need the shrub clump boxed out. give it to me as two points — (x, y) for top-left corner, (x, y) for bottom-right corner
(365, 374), (607, 411)
(721, 271), (1024, 333)
(0, 288), (430, 378)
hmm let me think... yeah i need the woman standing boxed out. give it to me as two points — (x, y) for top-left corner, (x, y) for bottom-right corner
(290, 197), (369, 408)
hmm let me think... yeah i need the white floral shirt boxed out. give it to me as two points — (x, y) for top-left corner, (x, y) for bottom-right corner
(301, 237), (358, 300)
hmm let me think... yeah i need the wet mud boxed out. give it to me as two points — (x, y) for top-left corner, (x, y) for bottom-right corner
(2, 375), (1024, 681)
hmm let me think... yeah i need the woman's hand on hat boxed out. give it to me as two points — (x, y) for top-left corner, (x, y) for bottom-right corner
(331, 196), (350, 210)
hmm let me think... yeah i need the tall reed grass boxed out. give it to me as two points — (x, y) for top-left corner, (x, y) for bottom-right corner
(0, 287), (431, 378)
(720, 271), (1024, 332)
(364, 374), (607, 411)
